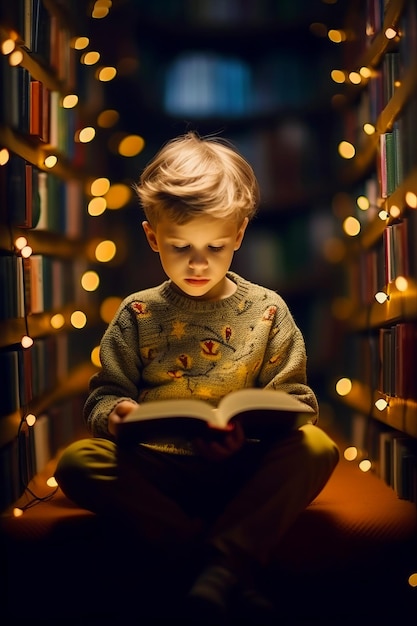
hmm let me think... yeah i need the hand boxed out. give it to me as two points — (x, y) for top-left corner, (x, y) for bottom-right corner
(193, 421), (246, 462)
(108, 400), (138, 437)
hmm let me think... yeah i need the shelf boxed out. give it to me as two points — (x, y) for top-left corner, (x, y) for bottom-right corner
(348, 279), (417, 330)
(0, 303), (102, 348)
(0, 226), (90, 257)
(339, 379), (417, 438)
(0, 360), (98, 448)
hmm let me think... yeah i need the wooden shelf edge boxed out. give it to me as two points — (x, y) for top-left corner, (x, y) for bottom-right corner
(337, 379), (417, 438)
(0, 361), (98, 448)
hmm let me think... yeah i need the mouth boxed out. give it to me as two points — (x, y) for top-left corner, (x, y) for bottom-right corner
(184, 278), (210, 286)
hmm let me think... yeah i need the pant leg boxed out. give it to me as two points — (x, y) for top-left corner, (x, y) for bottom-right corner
(208, 424), (340, 567)
(54, 437), (203, 544)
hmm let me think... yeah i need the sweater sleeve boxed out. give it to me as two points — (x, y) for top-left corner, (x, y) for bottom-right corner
(83, 303), (142, 438)
(258, 298), (319, 422)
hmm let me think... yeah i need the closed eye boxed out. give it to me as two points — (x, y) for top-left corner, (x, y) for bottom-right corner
(208, 245), (225, 252)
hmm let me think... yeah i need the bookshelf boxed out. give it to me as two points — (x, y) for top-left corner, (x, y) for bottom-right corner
(333, 0), (417, 503)
(0, 1), (110, 512)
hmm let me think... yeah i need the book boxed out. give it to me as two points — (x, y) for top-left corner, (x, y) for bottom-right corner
(115, 388), (316, 445)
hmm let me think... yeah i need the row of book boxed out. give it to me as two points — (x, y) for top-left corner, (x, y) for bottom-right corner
(0, 334), (71, 417)
(1, 155), (85, 234)
(347, 210), (417, 308)
(347, 411), (417, 504)
(0, 0), (78, 86)
(0, 252), (92, 321)
(0, 394), (86, 512)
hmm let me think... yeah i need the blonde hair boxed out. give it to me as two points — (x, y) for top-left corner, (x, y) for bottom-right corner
(134, 131), (260, 225)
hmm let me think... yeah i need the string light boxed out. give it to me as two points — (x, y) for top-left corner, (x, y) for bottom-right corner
(25, 414), (36, 426)
(375, 398), (388, 411)
(375, 291), (389, 304)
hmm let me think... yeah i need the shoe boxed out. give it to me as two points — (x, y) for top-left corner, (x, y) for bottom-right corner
(184, 564), (237, 625)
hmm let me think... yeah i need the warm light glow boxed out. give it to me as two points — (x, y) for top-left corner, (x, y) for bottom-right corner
(349, 72), (361, 84)
(395, 276), (408, 292)
(9, 50), (23, 66)
(62, 94), (78, 108)
(359, 459), (372, 472)
(81, 51), (100, 65)
(344, 446), (358, 461)
(385, 28), (397, 39)
(359, 66), (372, 78)
(378, 210), (389, 220)
(0, 148), (9, 165)
(91, 177), (110, 196)
(92, 4), (110, 18)
(77, 127), (96, 143)
(375, 291), (389, 304)
(70, 310), (87, 329)
(88, 196), (107, 216)
(50, 313), (65, 329)
(91, 345), (101, 367)
(21, 245), (33, 258)
(330, 69), (345, 83)
(21, 335), (34, 348)
(408, 573), (417, 587)
(357, 196), (369, 211)
(375, 398), (388, 411)
(1, 39), (16, 55)
(95, 240), (116, 262)
(100, 296), (122, 323)
(363, 123), (375, 135)
(72, 36), (89, 50)
(405, 191), (417, 208)
(13, 508), (24, 518)
(105, 184), (132, 209)
(81, 270), (100, 291)
(26, 413), (36, 426)
(15, 236), (28, 250)
(389, 205), (401, 218)
(44, 155), (58, 168)
(118, 135), (145, 157)
(335, 378), (352, 396)
(343, 216), (361, 236)
(97, 109), (119, 128)
(47, 476), (58, 488)
(328, 29), (346, 43)
(321, 237), (345, 263)
(96, 66), (117, 81)
(338, 141), (355, 159)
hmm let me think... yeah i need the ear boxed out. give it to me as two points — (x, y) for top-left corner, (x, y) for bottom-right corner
(142, 221), (159, 252)
(234, 217), (249, 251)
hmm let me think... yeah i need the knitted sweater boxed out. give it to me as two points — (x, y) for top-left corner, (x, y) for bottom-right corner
(85, 272), (319, 446)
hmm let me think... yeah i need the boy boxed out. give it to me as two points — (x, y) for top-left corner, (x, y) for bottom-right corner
(55, 132), (339, 624)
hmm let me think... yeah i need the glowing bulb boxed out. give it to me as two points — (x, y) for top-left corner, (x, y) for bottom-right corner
(375, 291), (389, 304)
(62, 94), (78, 108)
(359, 459), (372, 472)
(90, 177), (110, 196)
(363, 123), (375, 135)
(405, 191), (417, 208)
(95, 240), (116, 262)
(21, 335), (34, 348)
(375, 398), (388, 411)
(0, 148), (10, 165)
(343, 216), (361, 236)
(47, 476), (58, 488)
(330, 69), (345, 84)
(26, 413), (36, 426)
(338, 141), (355, 159)
(378, 210), (389, 220)
(81, 270), (100, 291)
(77, 127), (96, 143)
(44, 155), (58, 168)
(81, 51), (100, 65)
(72, 36), (89, 50)
(15, 236), (27, 249)
(344, 446), (358, 461)
(21, 245), (33, 258)
(356, 196), (369, 211)
(50, 313), (65, 329)
(395, 276), (408, 292)
(13, 508), (24, 517)
(359, 66), (372, 78)
(335, 378), (352, 396)
(408, 573), (417, 588)
(385, 28), (397, 39)
(349, 72), (361, 84)
(118, 135), (145, 157)
(96, 66), (117, 82)
(88, 197), (107, 216)
(389, 205), (401, 218)
(1, 39), (16, 55)
(70, 311), (87, 329)
(9, 50), (23, 66)
(91, 345), (101, 367)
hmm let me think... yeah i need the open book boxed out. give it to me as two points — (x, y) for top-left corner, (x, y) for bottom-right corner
(115, 388), (316, 445)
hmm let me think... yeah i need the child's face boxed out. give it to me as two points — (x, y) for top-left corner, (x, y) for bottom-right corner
(142, 215), (248, 300)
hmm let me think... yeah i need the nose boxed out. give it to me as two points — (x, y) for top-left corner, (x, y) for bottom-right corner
(188, 251), (208, 270)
